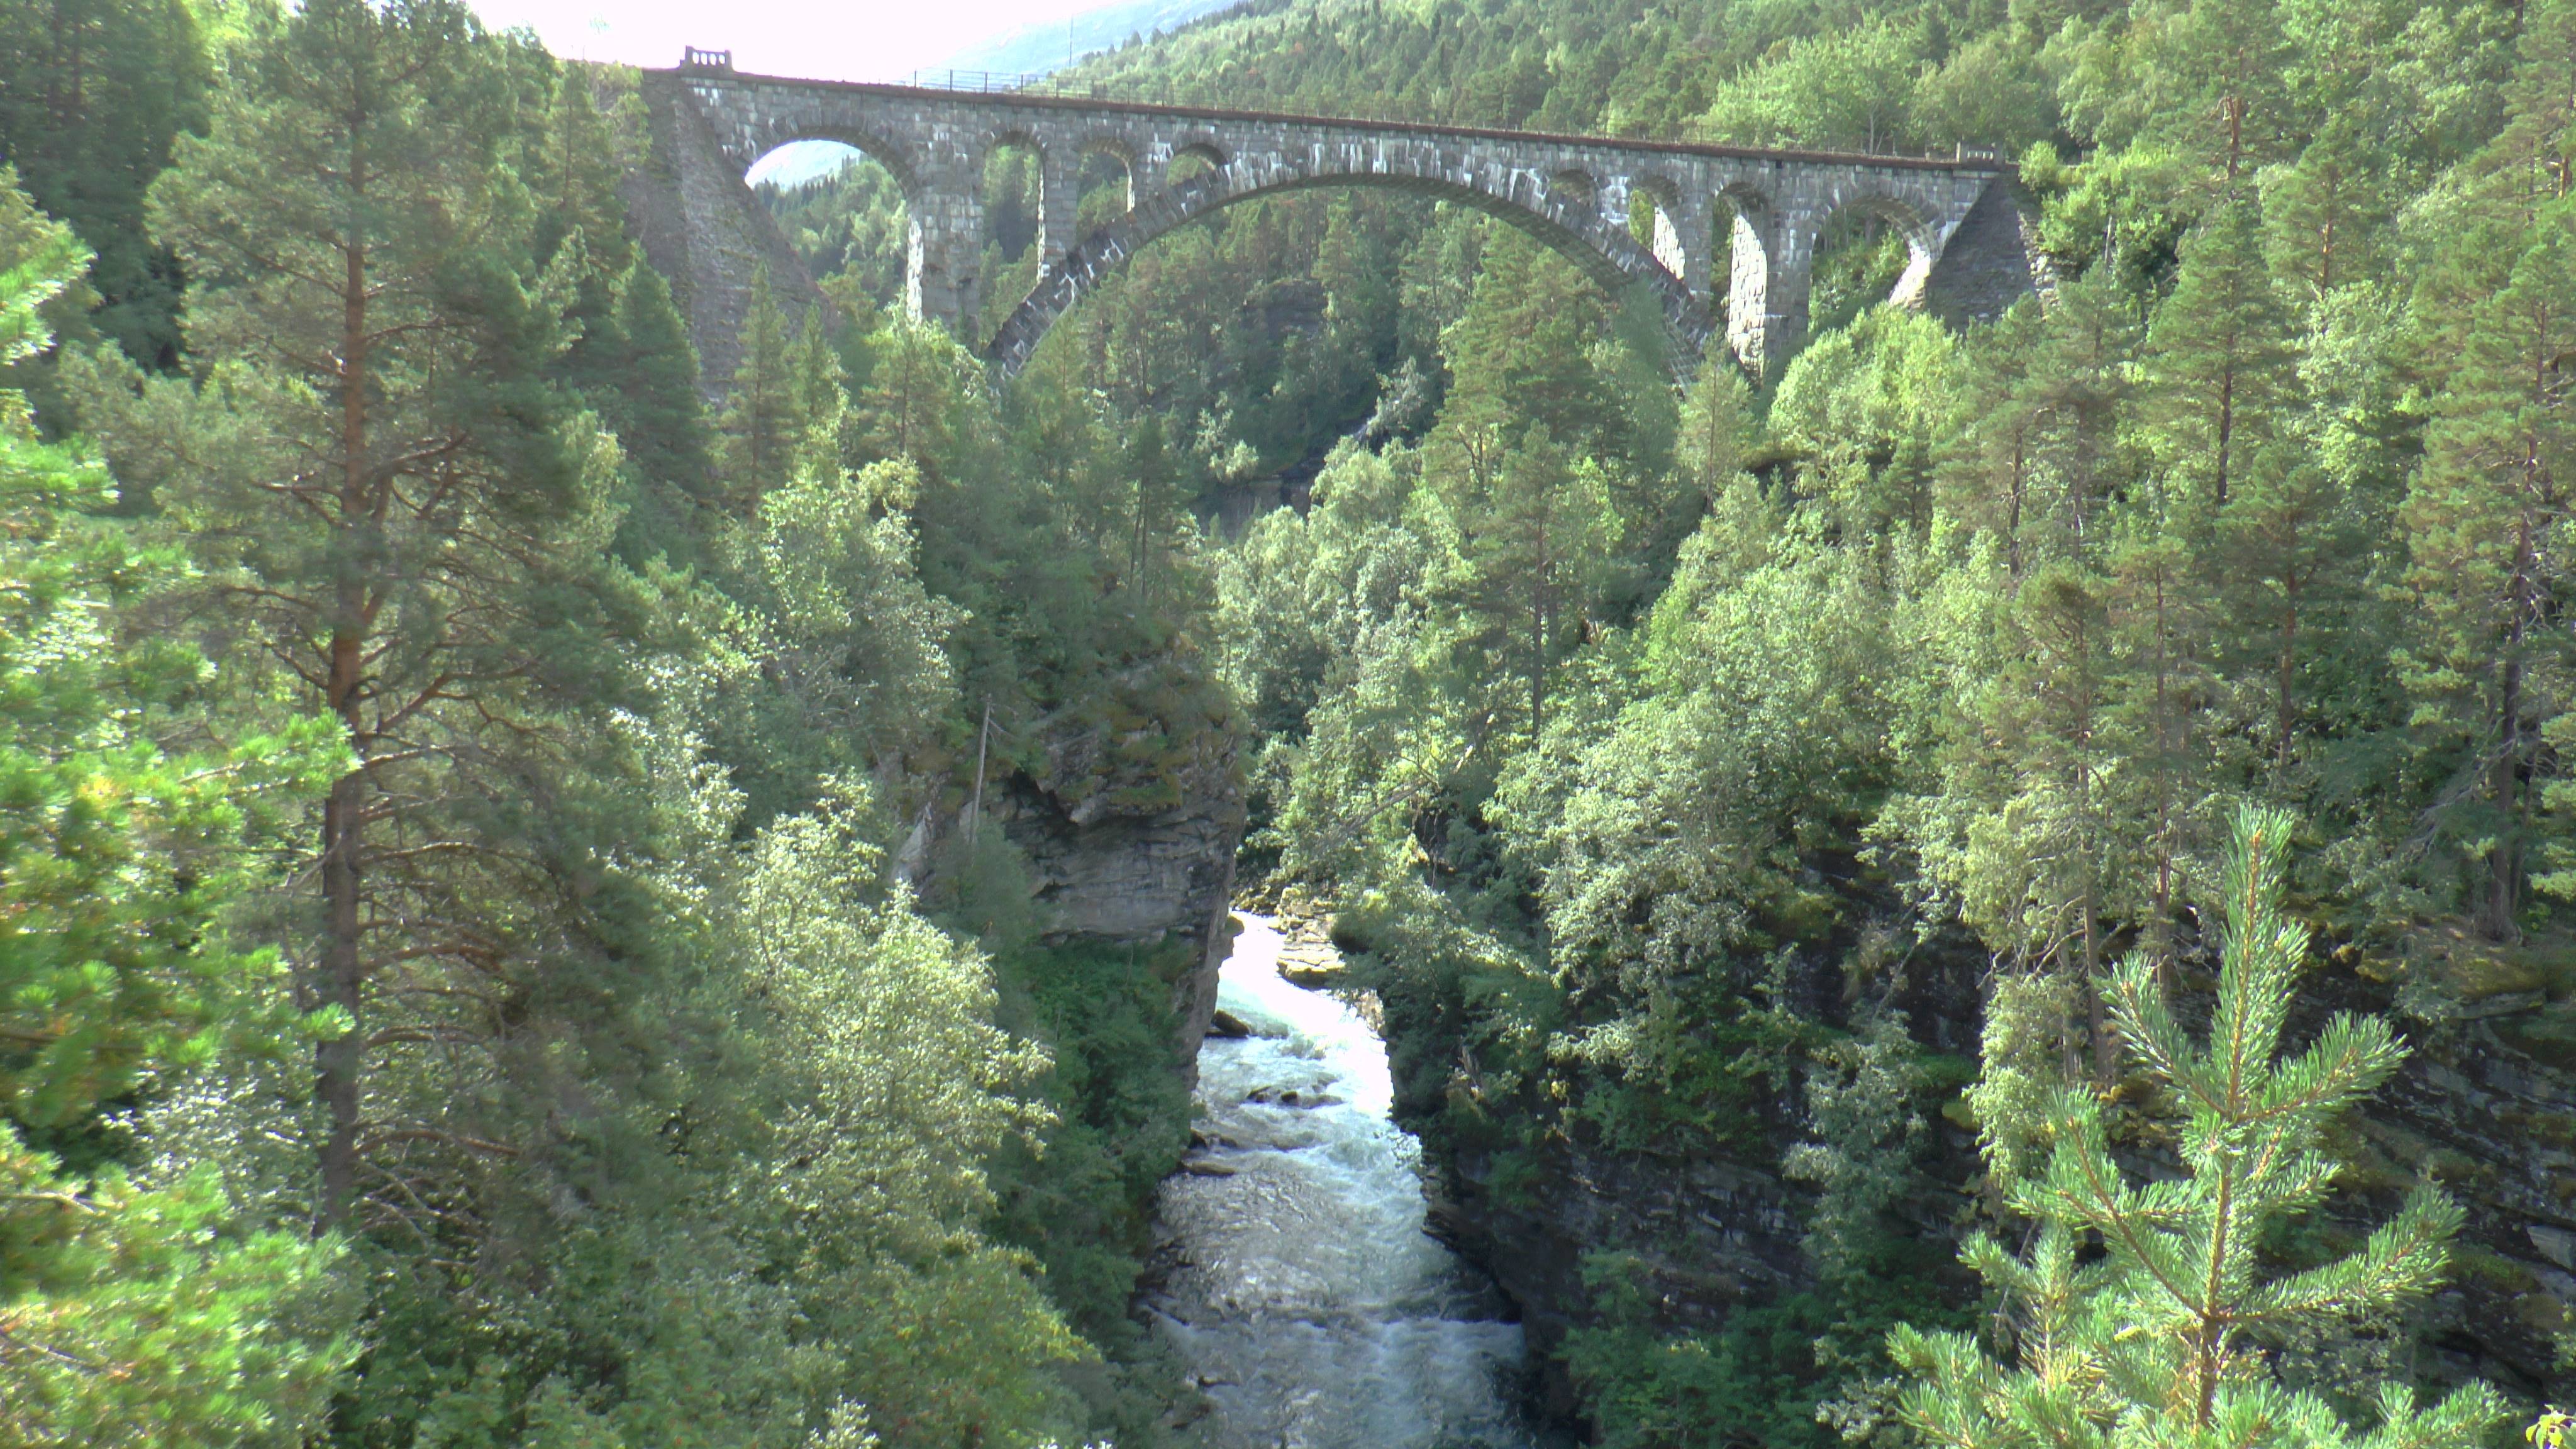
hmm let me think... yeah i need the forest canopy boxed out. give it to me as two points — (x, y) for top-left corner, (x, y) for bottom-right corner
(1, 0), (2572, 1445)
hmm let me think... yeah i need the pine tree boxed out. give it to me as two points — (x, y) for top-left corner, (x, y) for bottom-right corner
(787, 302), (853, 478)
(2260, 119), (2392, 305)
(2397, 0), (2576, 935)
(718, 264), (801, 509)
(0, 0), (211, 370)
(2216, 441), (2365, 786)
(1673, 355), (1753, 504)
(1431, 431), (1612, 740)
(1126, 410), (1184, 600)
(0, 174), (351, 1449)
(1890, 806), (2506, 1449)
(2140, 194), (2294, 511)
(1935, 301), (2048, 578)
(2008, 275), (2138, 569)
(525, 68), (717, 567)
(2179, 0), (2296, 185)
(76, 0), (626, 1229)
(2101, 504), (2216, 964)
(1436, 226), (1621, 456)
(857, 313), (970, 472)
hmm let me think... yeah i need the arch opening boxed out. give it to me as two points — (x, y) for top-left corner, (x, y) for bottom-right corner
(1807, 195), (1938, 336)
(750, 140), (914, 316)
(1624, 177), (1689, 283)
(1717, 184), (1777, 372)
(1078, 140), (1138, 240)
(979, 135), (1047, 340)
(1167, 143), (1226, 188)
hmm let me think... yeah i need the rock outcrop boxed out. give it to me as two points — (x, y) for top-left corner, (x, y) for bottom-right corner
(991, 771), (1243, 1079)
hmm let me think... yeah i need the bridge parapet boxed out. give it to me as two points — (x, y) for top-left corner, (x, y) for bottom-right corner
(643, 62), (2034, 386)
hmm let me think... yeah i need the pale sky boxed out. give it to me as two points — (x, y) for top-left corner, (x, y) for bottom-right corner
(465, 0), (1094, 84)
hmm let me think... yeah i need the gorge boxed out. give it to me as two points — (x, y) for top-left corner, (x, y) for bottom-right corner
(3, 0), (2573, 1446)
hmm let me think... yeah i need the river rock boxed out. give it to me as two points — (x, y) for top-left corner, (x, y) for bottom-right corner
(1279, 949), (1343, 987)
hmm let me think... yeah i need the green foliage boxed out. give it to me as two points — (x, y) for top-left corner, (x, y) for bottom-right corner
(1569, 1255), (1966, 1449)
(0, 0), (210, 372)
(1889, 808), (2509, 1449)
(1151, 2), (2565, 1441)
(763, 158), (911, 312)
(0, 210), (326, 1133)
(0, 1145), (352, 1446)
(986, 940), (1190, 1340)
(0, 167), (350, 1449)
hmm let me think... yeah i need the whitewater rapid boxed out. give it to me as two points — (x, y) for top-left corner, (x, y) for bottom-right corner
(1147, 913), (1541, 1448)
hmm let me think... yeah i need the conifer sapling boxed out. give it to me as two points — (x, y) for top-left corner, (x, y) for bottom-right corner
(1890, 806), (2504, 1449)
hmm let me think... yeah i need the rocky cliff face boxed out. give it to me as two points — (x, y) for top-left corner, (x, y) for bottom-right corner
(2326, 940), (2576, 1401)
(990, 768), (1245, 1077)
(1428, 1134), (1814, 1422)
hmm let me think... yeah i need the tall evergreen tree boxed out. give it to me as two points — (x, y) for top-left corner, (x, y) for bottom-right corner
(2260, 119), (2393, 304)
(718, 264), (801, 511)
(2397, 0), (2576, 936)
(2139, 194), (2294, 511)
(0, 172), (352, 1449)
(77, 0), (626, 1228)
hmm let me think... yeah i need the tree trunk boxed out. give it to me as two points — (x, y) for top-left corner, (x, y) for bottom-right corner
(318, 208), (371, 1231)
(2484, 512), (2536, 941)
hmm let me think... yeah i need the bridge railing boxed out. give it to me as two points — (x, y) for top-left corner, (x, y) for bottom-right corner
(891, 67), (2011, 165)
(678, 50), (2007, 167)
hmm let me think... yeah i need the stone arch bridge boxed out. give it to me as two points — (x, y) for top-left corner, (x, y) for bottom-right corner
(630, 55), (2035, 387)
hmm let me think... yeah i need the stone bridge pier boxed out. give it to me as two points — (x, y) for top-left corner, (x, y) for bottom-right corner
(631, 57), (2037, 388)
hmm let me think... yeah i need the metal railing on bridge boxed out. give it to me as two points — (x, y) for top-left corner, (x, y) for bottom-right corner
(674, 49), (2008, 167)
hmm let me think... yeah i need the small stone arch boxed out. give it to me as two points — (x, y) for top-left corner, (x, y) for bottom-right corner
(1714, 181), (1777, 279)
(974, 125), (1048, 166)
(1624, 174), (1691, 282)
(1817, 192), (1941, 308)
(1077, 133), (1145, 211)
(1547, 169), (1597, 212)
(969, 129), (1053, 275)
(1714, 180), (1783, 374)
(1165, 137), (1231, 189)
(749, 124), (921, 200)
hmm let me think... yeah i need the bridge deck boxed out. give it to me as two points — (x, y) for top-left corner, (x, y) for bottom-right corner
(682, 65), (2011, 175)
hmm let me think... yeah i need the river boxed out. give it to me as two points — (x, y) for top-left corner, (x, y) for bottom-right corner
(1146, 913), (1543, 1449)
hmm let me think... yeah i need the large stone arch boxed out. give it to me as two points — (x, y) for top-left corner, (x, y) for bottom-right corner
(740, 128), (938, 316)
(986, 156), (1712, 377)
